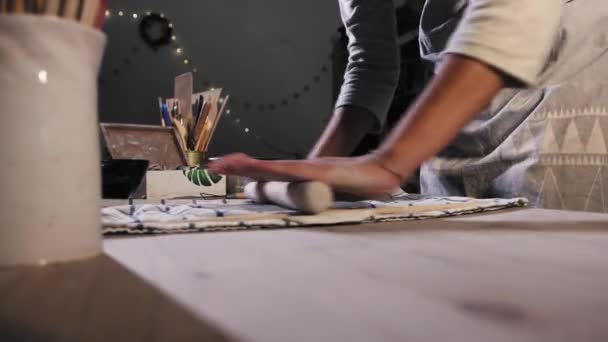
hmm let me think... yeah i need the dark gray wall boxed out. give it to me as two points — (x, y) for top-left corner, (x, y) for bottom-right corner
(99, 0), (343, 158)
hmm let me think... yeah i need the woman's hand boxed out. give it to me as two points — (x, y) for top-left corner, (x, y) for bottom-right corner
(208, 153), (405, 199)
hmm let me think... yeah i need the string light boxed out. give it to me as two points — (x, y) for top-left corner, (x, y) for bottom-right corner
(103, 8), (330, 152)
(104, 9), (328, 113)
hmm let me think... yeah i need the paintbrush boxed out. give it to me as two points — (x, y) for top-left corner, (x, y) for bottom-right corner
(202, 95), (229, 152)
(158, 97), (165, 127)
(61, 0), (78, 21)
(194, 101), (211, 151)
(34, 0), (46, 13)
(6, 0), (104, 29)
(14, 0), (25, 13)
(80, 0), (99, 27)
(196, 88), (222, 152)
(44, 0), (60, 15)
(171, 117), (188, 153)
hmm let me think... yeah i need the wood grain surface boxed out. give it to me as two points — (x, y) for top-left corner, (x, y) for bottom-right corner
(2, 208), (608, 342)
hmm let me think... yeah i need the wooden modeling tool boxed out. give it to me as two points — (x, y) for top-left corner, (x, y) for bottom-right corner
(158, 97), (165, 127)
(203, 95), (229, 152)
(44, 0), (60, 15)
(80, 0), (99, 26)
(196, 88), (222, 153)
(171, 117), (188, 152)
(194, 101), (211, 152)
(62, 0), (78, 20)
(34, 0), (46, 13)
(174, 72), (194, 145)
(14, 0), (25, 13)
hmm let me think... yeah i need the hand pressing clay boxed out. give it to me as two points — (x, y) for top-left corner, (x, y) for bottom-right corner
(244, 181), (334, 214)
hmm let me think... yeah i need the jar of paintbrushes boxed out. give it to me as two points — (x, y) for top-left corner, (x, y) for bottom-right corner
(0, 0), (107, 266)
(160, 73), (230, 168)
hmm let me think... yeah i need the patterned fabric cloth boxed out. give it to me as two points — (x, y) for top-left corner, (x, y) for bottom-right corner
(102, 195), (527, 235)
(418, 0), (608, 212)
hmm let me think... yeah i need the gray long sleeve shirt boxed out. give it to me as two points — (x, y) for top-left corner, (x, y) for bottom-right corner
(335, 0), (568, 132)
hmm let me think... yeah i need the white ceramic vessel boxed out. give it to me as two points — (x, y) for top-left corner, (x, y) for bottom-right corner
(0, 15), (106, 266)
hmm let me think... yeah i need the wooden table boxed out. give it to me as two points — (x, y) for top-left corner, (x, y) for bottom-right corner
(2, 208), (608, 341)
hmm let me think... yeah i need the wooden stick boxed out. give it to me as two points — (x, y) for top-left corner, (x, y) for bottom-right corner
(34, 0), (46, 13)
(75, 0), (84, 20)
(23, 0), (33, 13)
(44, 0), (60, 15)
(198, 89), (223, 153)
(174, 73), (194, 148)
(171, 118), (188, 153)
(62, 0), (78, 20)
(83, 0), (100, 27)
(14, 0), (25, 13)
(202, 95), (229, 152)
(194, 102), (211, 152)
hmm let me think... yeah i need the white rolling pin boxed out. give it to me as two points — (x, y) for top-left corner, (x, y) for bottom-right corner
(244, 181), (334, 214)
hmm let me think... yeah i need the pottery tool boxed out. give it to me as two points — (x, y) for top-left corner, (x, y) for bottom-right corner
(193, 94), (204, 126)
(13, 0), (25, 13)
(244, 181), (334, 214)
(23, 0), (35, 13)
(202, 95), (229, 152)
(44, 0), (60, 15)
(7, 0), (104, 29)
(195, 88), (222, 152)
(174, 73), (194, 144)
(171, 117), (188, 152)
(80, 0), (99, 27)
(161, 103), (172, 128)
(193, 101), (211, 151)
(158, 97), (165, 126)
(33, 0), (46, 13)
(62, 0), (79, 20)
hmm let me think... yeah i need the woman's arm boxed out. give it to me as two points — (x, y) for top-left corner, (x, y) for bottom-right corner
(374, 53), (504, 177)
(307, 106), (376, 158)
(210, 54), (505, 197)
(309, 0), (400, 159)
